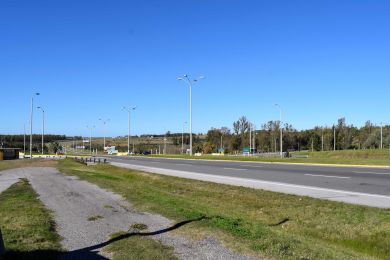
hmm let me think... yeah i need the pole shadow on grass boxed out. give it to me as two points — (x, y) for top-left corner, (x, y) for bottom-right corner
(61, 215), (208, 260)
(0, 216), (208, 260)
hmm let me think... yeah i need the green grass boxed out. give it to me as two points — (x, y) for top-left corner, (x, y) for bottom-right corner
(0, 179), (62, 259)
(106, 232), (177, 260)
(149, 149), (390, 166)
(58, 159), (390, 259)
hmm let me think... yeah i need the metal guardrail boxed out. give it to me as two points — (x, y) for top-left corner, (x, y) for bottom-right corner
(74, 157), (107, 164)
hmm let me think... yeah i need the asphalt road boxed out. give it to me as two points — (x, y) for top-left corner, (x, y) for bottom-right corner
(106, 156), (390, 196)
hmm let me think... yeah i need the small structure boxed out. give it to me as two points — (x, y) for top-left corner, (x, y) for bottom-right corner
(0, 148), (21, 160)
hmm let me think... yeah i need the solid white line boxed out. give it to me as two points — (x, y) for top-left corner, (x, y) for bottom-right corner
(240, 165), (264, 168)
(305, 174), (351, 179)
(352, 171), (389, 175)
(223, 167), (247, 171)
(176, 163), (191, 166)
(111, 162), (390, 200)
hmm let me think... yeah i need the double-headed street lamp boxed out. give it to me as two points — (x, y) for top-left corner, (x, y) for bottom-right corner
(99, 118), (110, 150)
(122, 106), (137, 155)
(30, 93), (40, 159)
(177, 75), (204, 156)
(275, 104), (283, 158)
(37, 106), (45, 155)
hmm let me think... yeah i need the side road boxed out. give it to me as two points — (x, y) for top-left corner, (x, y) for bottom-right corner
(0, 167), (253, 260)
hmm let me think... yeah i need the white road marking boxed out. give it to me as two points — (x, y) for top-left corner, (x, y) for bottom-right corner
(352, 171), (389, 175)
(223, 167), (247, 171)
(240, 165), (264, 168)
(176, 163), (191, 166)
(110, 162), (390, 208)
(305, 174), (351, 179)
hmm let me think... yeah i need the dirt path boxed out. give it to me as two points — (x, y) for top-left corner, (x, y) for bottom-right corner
(0, 167), (253, 260)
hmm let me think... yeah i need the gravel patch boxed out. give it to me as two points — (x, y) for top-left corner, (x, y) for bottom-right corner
(0, 167), (255, 260)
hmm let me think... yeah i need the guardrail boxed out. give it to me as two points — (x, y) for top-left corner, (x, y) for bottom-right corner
(74, 157), (107, 165)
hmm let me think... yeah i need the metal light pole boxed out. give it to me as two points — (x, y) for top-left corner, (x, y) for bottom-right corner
(249, 123), (252, 155)
(275, 104), (283, 158)
(30, 93), (40, 159)
(380, 122), (383, 149)
(182, 121), (187, 154)
(37, 107), (44, 155)
(99, 118), (110, 151)
(23, 124), (26, 155)
(177, 75), (204, 156)
(122, 106), (136, 155)
(86, 125), (95, 155)
(333, 125), (336, 151)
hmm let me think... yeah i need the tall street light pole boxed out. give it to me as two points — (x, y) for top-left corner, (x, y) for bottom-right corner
(30, 93), (40, 159)
(182, 121), (187, 154)
(23, 124), (26, 155)
(37, 106), (45, 155)
(86, 125), (95, 155)
(380, 122), (383, 149)
(122, 106), (136, 155)
(333, 124), (336, 151)
(99, 118), (110, 151)
(275, 104), (283, 158)
(177, 75), (204, 156)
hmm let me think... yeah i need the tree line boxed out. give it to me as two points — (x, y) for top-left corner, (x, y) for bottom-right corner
(200, 117), (390, 154)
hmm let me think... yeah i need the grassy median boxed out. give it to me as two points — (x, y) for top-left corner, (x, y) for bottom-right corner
(149, 149), (390, 166)
(58, 159), (390, 259)
(0, 179), (62, 259)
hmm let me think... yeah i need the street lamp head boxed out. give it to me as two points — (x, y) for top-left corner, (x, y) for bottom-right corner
(132, 106), (137, 110)
(177, 77), (183, 81)
(35, 93), (40, 96)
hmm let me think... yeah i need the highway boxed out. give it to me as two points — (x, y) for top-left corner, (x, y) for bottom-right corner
(105, 156), (390, 208)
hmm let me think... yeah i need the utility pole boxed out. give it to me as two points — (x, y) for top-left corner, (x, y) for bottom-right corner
(37, 107), (45, 155)
(321, 128), (324, 151)
(30, 93), (40, 159)
(177, 75), (204, 156)
(122, 106), (136, 155)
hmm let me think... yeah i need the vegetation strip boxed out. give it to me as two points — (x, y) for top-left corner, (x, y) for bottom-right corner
(149, 149), (390, 167)
(0, 179), (62, 259)
(58, 159), (390, 259)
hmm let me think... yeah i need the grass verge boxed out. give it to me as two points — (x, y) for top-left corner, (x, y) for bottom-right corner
(148, 149), (390, 166)
(58, 159), (390, 259)
(106, 232), (177, 260)
(0, 179), (62, 259)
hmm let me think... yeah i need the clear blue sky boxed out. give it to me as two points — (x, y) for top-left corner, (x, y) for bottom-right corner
(1, 0), (389, 137)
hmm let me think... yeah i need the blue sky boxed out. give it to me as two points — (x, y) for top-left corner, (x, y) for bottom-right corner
(1, 0), (389, 137)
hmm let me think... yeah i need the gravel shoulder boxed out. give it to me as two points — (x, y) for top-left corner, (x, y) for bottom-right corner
(0, 167), (253, 260)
